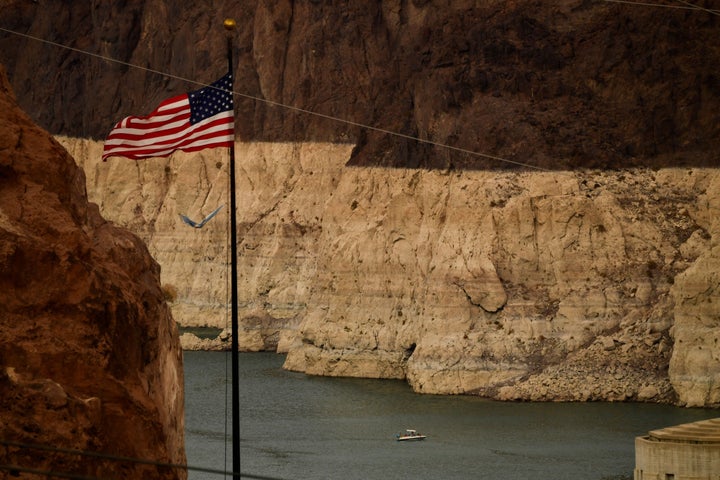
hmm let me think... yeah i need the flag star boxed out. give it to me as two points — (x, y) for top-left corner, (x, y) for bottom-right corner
(187, 73), (234, 124)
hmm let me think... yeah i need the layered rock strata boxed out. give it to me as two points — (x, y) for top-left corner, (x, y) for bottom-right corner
(61, 137), (719, 407)
(2, 1), (720, 170)
(0, 67), (185, 478)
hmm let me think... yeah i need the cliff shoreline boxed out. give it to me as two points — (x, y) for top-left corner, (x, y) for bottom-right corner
(60, 136), (720, 408)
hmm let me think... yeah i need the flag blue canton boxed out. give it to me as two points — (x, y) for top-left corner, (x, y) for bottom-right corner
(188, 73), (233, 125)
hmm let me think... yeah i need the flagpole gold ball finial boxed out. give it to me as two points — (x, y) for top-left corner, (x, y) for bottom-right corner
(224, 18), (236, 31)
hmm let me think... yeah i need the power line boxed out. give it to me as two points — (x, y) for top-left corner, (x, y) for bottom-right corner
(0, 464), (102, 480)
(674, 0), (720, 15)
(0, 25), (545, 171)
(602, 0), (720, 12)
(0, 439), (288, 480)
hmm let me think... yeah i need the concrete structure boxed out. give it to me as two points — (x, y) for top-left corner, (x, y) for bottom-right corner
(635, 417), (720, 480)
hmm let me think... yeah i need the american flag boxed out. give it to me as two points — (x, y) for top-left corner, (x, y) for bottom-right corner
(102, 73), (234, 160)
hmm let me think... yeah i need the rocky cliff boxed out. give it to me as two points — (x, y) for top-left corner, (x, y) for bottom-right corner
(0, 67), (185, 478)
(2, 1), (720, 169)
(2, 1), (720, 408)
(58, 135), (720, 408)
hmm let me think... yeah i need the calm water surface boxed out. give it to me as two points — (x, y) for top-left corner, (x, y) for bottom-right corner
(184, 351), (717, 480)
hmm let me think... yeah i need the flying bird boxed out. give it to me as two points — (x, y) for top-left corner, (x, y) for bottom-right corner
(179, 204), (224, 229)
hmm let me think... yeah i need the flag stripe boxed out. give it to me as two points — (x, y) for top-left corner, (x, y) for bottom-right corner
(102, 74), (234, 160)
(107, 115), (192, 140)
(103, 115), (233, 159)
(103, 117), (233, 158)
(105, 112), (232, 147)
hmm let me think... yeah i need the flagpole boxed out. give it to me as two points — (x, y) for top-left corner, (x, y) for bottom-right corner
(223, 17), (241, 479)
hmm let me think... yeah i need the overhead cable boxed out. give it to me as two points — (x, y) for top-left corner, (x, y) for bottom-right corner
(0, 25), (544, 171)
(602, 0), (720, 12)
(0, 463), (101, 480)
(674, 0), (720, 15)
(0, 439), (288, 480)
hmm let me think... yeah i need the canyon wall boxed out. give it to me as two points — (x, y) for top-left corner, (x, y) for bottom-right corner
(2, 1), (720, 170)
(3, 0), (720, 407)
(61, 137), (720, 407)
(0, 68), (186, 477)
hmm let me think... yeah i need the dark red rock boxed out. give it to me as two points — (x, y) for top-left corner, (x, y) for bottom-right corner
(0, 64), (185, 479)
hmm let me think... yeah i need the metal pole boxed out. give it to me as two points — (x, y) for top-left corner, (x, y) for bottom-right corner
(223, 17), (241, 479)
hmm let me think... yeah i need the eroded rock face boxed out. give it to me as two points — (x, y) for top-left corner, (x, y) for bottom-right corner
(2, 1), (720, 170)
(60, 134), (719, 406)
(0, 67), (185, 478)
(61, 138), (341, 348)
(281, 165), (719, 406)
(668, 175), (720, 407)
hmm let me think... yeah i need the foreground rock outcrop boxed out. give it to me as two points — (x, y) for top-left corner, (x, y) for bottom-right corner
(0, 67), (186, 477)
(59, 136), (720, 408)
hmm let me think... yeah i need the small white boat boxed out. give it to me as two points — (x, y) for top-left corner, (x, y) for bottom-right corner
(395, 429), (427, 441)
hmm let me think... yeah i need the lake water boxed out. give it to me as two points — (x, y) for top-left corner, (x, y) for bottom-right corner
(184, 351), (718, 480)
